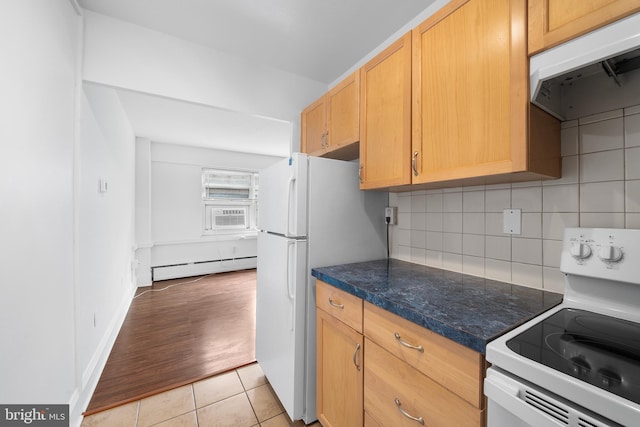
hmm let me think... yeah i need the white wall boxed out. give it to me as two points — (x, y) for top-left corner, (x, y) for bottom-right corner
(137, 142), (282, 281)
(0, 0), (80, 409)
(0, 3), (138, 425)
(82, 11), (327, 124)
(390, 105), (640, 293)
(75, 84), (137, 419)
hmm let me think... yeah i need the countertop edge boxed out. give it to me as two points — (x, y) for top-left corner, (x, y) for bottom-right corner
(312, 269), (487, 353)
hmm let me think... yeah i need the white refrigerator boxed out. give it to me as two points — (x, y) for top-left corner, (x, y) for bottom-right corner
(256, 153), (387, 424)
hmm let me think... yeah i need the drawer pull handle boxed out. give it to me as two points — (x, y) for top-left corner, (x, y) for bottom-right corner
(412, 151), (419, 176)
(328, 298), (344, 309)
(353, 342), (361, 371)
(394, 398), (424, 425)
(394, 332), (424, 353)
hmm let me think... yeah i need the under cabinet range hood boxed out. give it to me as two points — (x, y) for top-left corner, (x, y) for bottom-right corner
(531, 12), (640, 121)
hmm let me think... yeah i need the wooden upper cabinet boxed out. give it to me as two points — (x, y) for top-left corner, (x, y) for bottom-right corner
(301, 95), (327, 156)
(327, 70), (360, 158)
(411, 0), (560, 188)
(359, 32), (412, 190)
(528, 0), (640, 55)
(301, 71), (360, 160)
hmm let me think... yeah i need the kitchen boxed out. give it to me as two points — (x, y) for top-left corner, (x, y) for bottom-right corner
(3, 1), (640, 427)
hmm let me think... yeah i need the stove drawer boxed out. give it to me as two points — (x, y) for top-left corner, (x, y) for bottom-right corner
(365, 338), (485, 427)
(364, 301), (485, 408)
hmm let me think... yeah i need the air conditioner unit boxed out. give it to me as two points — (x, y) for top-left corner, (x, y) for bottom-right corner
(211, 207), (248, 229)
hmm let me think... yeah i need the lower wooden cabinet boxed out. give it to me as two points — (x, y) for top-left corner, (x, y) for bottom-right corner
(316, 282), (364, 427)
(365, 339), (484, 427)
(316, 280), (486, 427)
(364, 412), (384, 427)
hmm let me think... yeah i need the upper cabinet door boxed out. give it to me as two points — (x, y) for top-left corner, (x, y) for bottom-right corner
(301, 95), (327, 156)
(301, 71), (360, 160)
(412, 0), (529, 185)
(359, 32), (412, 190)
(327, 70), (360, 155)
(528, 0), (640, 55)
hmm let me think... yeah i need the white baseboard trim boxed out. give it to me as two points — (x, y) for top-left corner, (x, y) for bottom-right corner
(137, 271), (153, 287)
(69, 282), (137, 427)
(152, 257), (256, 281)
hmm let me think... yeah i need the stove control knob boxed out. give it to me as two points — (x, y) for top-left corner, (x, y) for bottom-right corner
(570, 243), (592, 260)
(598, 245), (623, 263)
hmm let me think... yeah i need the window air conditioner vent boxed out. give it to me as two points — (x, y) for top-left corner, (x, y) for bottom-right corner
(212, 207), (247, 229)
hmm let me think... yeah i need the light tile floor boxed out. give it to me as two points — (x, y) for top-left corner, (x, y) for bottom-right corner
(82, 363), (322, 427)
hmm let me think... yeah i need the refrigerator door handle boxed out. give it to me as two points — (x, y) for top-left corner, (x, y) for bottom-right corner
(286, 240), (296, 331)
(286, 175), (296, 237)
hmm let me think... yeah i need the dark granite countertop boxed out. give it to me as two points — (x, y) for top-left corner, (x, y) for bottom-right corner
(311, 259), (563, 354)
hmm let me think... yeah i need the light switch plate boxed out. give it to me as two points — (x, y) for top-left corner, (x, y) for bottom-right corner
(503, 209), (521, 235)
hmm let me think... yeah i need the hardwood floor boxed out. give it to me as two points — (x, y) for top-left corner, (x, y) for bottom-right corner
(85, 269), (257, 415)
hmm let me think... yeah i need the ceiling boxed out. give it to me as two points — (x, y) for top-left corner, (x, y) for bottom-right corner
(78, 0), (435, 156)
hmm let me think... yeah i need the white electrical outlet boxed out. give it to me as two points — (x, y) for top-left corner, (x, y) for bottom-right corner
(385, 207), (397, 225)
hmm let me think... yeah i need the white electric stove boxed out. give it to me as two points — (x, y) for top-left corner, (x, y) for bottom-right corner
(485, 228), (640, 427)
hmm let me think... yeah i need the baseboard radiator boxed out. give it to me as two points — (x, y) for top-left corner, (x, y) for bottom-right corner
(152, 256), (256, 281)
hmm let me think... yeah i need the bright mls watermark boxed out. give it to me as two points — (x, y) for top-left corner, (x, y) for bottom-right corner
(1, 405), (68, 426)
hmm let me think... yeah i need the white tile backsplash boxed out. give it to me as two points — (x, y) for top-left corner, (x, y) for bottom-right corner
(561, 126), (579, 156)
(626, 180), (640, 212)
(443, 212), (462, 233)
(579, 117), (624, 153)
(543, 239), (562, 268)
(512, 263), (543, 288)
(463, 212), (485, 234)
(578, 109), (623, 126)
(486, 235), (511, 261)
(512, 238), (542, 265)
(443, 232), (462, 253)
(411, 194), (426, 212)
(543, 154), (578, 186)
(426, 231), (443, 251)
(485, 259), (512, 282)
(625, 112), (640, 147)
(462, 255), (485, 276)
(580, 181), (625, 212)
(426, 213), (443, 232)
(542, 212), (579, 240)
(463, 234), (485, 257)
(443, 192), (463, 212)
(521, 213), (542, 239)
(411, 212), (427, 231)
(626, 147), (640, 180)
(485, 212), (503, 236)
(626, 213), (640, 228)
(389, 104), (639, 293)
(426, 193), (443, 212)
(543, 184), (579, 212)
(485, 189), (511, 212)
(580, 212), (625, 228)
(463, 191), (485, 212)
(543, 267), (565, 293)
(442, 253), (462, 272)
(580, 150), (624, 182)
(512, 187), (542, 212)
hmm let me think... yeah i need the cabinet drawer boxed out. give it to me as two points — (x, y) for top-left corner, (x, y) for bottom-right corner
(316, 280), (363, 333)
(364, 302), (484, 408)
(364, 339), (484, 427)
